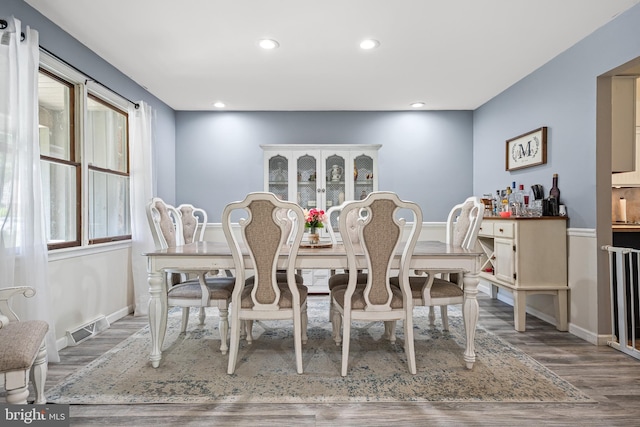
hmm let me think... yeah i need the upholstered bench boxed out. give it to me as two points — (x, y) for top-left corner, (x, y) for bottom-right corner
(0, 287), (49, 404)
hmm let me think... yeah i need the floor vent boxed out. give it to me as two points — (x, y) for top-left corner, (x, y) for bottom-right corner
(66, 316), (110, 346)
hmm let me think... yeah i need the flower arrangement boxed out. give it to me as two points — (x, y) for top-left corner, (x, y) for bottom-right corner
(303, 208), (326, 230)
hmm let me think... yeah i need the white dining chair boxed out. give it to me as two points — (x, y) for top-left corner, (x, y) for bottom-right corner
(146, 197), (235, 353)
(222, 192), (309, 374)
(329, 191), (422, 376)
(391, 196), (484, 330)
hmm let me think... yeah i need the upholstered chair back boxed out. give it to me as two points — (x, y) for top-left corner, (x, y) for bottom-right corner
(146, 198), (184, 249)
(222, 192), (309, 375)
(275, 207), (297, 245)
(446, 197), (484, 250)
(178, 204), (208, 244)
(326, 202), (362, 245)
(340, 192), (422, 310)
(223, 193), (305, 309)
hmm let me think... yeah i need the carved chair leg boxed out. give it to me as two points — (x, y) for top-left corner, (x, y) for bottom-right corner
(245, 320), (254, 344)
(428, 306), (436, 326)
(239, 318), (246, 340)
(385, 321), (397, 343)
(180, 307), (190, 333)
(30, 342), (48, 404)
(440, 305), (450, 331)
(332, 310), (342, 346)
(329, 301), (335, 338)
(199, 307), (206, 325)
(341, 319), (351, 376)
(301, 306), (308, 345)
(227, 319), (241, 375)
(5, 384), (29, 404)
(219, 306), (229, 355)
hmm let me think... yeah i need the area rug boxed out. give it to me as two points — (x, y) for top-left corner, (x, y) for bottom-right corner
(46, 299), (592, 404)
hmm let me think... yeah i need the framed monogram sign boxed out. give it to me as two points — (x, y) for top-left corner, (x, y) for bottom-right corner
(505, 127), (547, 171)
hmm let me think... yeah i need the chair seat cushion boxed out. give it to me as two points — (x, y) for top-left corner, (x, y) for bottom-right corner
(390, 276), (464, 299)
(240, 283), (308, 309)
(244, 272), (303, 287)
(328, 272), (368, 290)
(0, 320), (48, 373)
(168, 277), (235, 300)
(332, 285), (404, 310)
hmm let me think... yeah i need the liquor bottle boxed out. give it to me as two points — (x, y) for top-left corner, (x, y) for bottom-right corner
(550, 174), (560, 202)
(513, 184), (525, 216)
(502, 187), (511, 212)
(507, 186), (517, 214)
(493, 190), (501, 216)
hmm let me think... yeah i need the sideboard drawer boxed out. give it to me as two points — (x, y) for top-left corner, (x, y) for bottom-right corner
(478, 222), (494, 237)
(494, 222), (514, 238)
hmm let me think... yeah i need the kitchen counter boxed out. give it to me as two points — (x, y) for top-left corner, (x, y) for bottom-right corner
(613, 225), (640, 249)
(613, 224), (640, 232)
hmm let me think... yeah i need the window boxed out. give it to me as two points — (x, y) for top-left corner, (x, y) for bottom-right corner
(86, 95), (130, 243)
(38, 54), (131, 249)
(38, 69), (79, 249)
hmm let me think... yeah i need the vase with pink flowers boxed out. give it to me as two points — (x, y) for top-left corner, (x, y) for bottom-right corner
(303, 208), (326, 244)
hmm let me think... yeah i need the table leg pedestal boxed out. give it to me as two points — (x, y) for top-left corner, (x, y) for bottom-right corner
(148, 271), (168, 368)
(462, 271), (479, 370)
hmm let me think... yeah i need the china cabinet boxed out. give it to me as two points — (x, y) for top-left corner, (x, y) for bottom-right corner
(262, 144), (380, 238)
(478, 217), (568, 332)
(262, 144), (380, 293)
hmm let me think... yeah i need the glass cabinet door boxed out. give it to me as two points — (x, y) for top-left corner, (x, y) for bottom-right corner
(324, 153), (346, 210)
(267, 154), (289, 200)
(296, 154), (318, 209)
(353, 153), (374, 201)
(263, 145), (379, 243)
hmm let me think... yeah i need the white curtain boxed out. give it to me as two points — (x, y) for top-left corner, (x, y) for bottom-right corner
(0, 17), (59, 362)
(129, 101), (156, 316)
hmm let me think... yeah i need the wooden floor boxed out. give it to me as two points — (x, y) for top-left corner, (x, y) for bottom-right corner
(30, 295), (640, 426)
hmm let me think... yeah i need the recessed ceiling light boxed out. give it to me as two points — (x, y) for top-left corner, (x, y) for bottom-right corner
(259, 39), (279, 50)
(359, 39), (380, 50)
(213, 102), (226, 108)
(410, 102), (425, 108)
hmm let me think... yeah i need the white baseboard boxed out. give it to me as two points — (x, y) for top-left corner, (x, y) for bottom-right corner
(568, 322), (608, 346)
(55, 304), (134, 351)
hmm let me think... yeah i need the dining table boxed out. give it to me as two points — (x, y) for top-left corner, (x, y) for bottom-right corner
(144, 240), (483, 370)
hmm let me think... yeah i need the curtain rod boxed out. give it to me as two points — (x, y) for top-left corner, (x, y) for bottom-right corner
(39, 46), (139, 109)
(0, 18), (24, 41)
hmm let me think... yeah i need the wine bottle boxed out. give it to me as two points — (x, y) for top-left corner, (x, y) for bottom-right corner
(550, 174), (560, 202)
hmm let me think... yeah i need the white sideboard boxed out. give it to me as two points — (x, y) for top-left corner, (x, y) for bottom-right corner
(478, 217), (569, 332)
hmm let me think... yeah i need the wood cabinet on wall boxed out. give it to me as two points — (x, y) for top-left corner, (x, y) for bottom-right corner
(262, 144), (380, 239)
(609, 76), (638, 174)
(612, 128), (640, 186)
(478, 217), (568, 332)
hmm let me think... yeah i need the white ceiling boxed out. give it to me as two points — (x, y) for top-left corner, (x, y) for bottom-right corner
(25, 0), (640, 111)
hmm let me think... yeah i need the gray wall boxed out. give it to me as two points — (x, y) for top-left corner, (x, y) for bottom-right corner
(473, 3), (640, 230)
(14, 0), (640, 229)
(472, 2), (640, 335)
(5, 0), (177, 204)
(175, 110), (474, 222)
